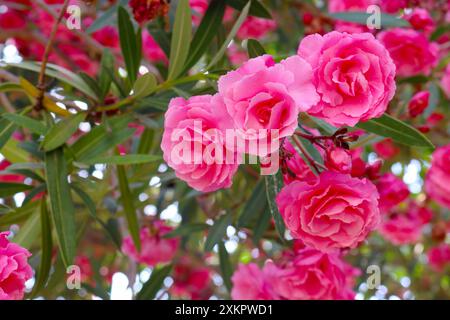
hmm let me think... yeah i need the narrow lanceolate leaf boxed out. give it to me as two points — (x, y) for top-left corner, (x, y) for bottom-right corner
(99, 49), (115, 100)
(247, 39), (266, 58)
(265, 171), (285, 241)
(2, 114), (47, 135)
(207, 1), (250, 69)
(137, 128), (155, 154)
(133, 73), (157, 99)
(218, 241), (233, 292)
(238, 179), (267, 227)
(204, 212), (232, 252)
(356, 113), (434, 149)
(329, 12), (410, 27)
(226, 0), (272, 19)
(252, 208), (271, 245)
(0, 182), (33, 197)
(0, 118), (17, 150)
(30, 199), (53, 298)
(42, 113), (86, 152)
(82, 154), (161, 166)
(117, 165), (141, 251)
(183, 0), (226, 72)
(137, 264), (173, 300)
(163, 223), (209, 239)
(118, 6), (140, 84)
(167, 0), (192, 80)
(0, 138), (29, 163)
(0, 201), (39, 226)
(45, 148), (76, 267)
(0, 82), (24, 93)
(13, 207), (41, 249)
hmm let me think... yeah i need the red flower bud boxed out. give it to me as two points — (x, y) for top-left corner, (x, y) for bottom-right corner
(408, 91), (430, 118)
(325, 145), (352, 173)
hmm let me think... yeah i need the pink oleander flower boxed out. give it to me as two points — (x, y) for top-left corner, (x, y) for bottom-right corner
(274, 248), (357, 300)
(142, 30), (168, 64)
(161, 94), (239, 192)
(92, 25), (120, 49)
(408, 91), (430, 118)
(404, 8), (436, 34)
(374, 139), (400, 159)
(0, 232), (33, 300)
(237, 16), (277, 40)
(0, 160), (25, 183)
(231, 262), (280, 300)
(325, 145), (352, 174)
(379, 0), (407, 13)
(376, 173), (410, 212)
(0, 9), (26, 29)
(377, 28), (439, 77)
(328, 0), (377, 34)
(298, 32), (396, 127)
(129, 0), (169, 24)
(441, 64), (450, 98)
(190, 0), (208, 25)
(427, 244), (450, 272)
(379, 212), (423, 245)
(276, 171), (380, 252)
(426, 144), (450, 209)
(218, 55), (319, 156)
(122, 221), (179, 266)
(171, 256), (211, 300)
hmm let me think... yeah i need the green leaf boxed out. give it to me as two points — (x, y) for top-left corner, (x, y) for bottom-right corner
(183, 0), (226, 72)
(306, 115), (337, 135)
(137, 264), (172, 300)
(0, 138), (29, 163)
(0, 201), (39, 226)
(13, 207), (41, 248)
(204, 212), (231, 252)
(82, 154), (161, 166)
(42, 113), (86, 152)
(117, 165), (141, 251)
(218, 241), (233, 292)
(329, 12), (410, 27)
(167, 0), (192, 80)
(0, 182), (33, 197)
(264, 172), (285, 241)
(227, 0), (272, 19)
(45, 148), (76, 267)
(163, 223), (209, 238)
(0, 118), (17, 150)
(252, 208), (271, 245)
(207, 1), (250, 69)
(0, 82), (24, 93)
(356, 113), (434, 149)
(431, 23), (450, 41)
(238, 179), (266, 227)
(2, 113), (47, 135)
(133, 73), (157, 99)
(99, 49), (115, 100)
(118, 6), (140, 84)
(71, 115), (135, 161)
(247, 39), (266, 58)
(137, 128), (155, 154)
(30, 199), (53, 298)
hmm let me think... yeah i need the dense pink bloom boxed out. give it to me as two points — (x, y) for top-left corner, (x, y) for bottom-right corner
(376, 173), (409, 212)
(408, 91), (430, 117)
(122, 221), (179, 266)
(328, 0), (376, 33)
(276, 171), (380, 252)
(218, 55), (319, 156)
(0, 232), (33, 300)
(92, 26), (120, 49)
(427, 244), (450, 272)
(161, 95), (239, 192)
(142, 30), (168, 64)
(298, 32), (396, 127)
(378, 28), (439, 77)
(379, 213), (423, 245)
(274, 248), (357, 300)
(426, 144), (450, 209)
(325, 145), (352, 174)
(404, 8), (436, 34)
(441, 64), (450, 98)
(237, 16), (277, 40)
(374, 139), (400, 159)
(231, 262), (280, 300)
(379, 0), (407, 13)
(0, 10), (26, 29)
(171, 256), (211, 300)
(0, 160), (25, 183)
